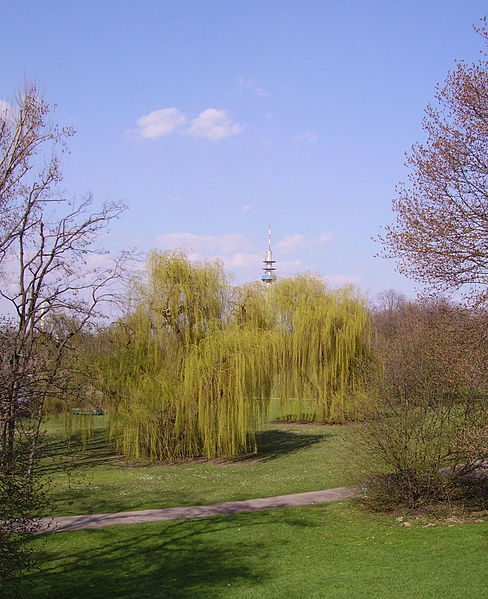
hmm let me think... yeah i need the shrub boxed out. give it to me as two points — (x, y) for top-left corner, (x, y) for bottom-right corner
(360, 298), (488, 509)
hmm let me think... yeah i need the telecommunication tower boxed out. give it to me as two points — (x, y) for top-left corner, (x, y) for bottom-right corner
(261, 224), (277, 284)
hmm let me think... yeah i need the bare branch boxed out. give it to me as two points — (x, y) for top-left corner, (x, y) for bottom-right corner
(379, 21), (488, 304)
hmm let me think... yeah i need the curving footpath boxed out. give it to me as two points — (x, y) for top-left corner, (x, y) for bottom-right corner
(38, 486), (360, 533)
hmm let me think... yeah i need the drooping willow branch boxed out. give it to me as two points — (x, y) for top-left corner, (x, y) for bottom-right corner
(89, 252), (374, 461)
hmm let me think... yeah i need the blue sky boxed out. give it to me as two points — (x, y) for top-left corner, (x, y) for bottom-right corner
(1, 1), (487, 300)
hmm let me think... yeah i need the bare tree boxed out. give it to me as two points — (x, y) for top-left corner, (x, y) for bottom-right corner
(0, 83), (71, 257)
(0, 82), (128, 593)
(362, 299), (488, 508)
(379, 19), (488, 304)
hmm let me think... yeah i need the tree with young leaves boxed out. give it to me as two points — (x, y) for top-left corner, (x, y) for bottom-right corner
(380, 19), (488, 303)
(92, 255), (373, 462)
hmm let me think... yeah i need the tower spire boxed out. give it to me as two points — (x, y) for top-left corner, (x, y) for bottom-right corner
(262, 224), (277, 284)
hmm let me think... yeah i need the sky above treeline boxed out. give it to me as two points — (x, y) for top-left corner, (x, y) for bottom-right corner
(1, 1), (487, 301)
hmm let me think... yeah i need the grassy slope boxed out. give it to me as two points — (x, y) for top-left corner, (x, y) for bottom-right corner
(41, 416), (360, 516)
(29, 502), (487, 599)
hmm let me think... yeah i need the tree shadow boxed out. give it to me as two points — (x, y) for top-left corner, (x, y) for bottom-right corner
(25, 510), (319, 599)
(239, 427), (334, 463)
(38, 428), (125, 476)
(41, 425), (334, 474)
(45, 485), (217, 517)
(44, 428), (331, 515)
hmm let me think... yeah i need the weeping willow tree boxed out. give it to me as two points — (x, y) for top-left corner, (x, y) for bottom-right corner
(91, 251), (277, 461)
(270, 275), (374, 423)
(90, 253), (374, 461)
(183, 324), (277, 458)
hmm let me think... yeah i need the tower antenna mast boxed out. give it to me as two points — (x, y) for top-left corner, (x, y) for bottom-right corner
(261, 224), (277, 284)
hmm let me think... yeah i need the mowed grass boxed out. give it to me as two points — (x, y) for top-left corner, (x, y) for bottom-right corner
(40, 415), (360, 516)
(28, 501), (488, 599)
(30, 415), (488, 599)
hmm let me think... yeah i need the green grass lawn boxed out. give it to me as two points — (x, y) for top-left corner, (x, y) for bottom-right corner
(29, 415), (487, 599)
(41, 415), (361, 516)
(27, 501), (488, 599)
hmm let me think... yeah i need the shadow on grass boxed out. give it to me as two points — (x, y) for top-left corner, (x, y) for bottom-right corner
(25, 511), (318, 599)
(42, 425), (333, 474)
(247, 428), (332, 462)
(46, 485), (227, 517)
(45, 429), (333, 515)
(38, 428), (124, 476)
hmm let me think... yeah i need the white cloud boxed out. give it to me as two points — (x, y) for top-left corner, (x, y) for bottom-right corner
(276, 232), (333, 255)
(85, 253), (116, 269)
(238, 77), (270, 97)
(276, 234), (309, 255)
(134, 107), (187, 139)
(295, 129), (319, 144)
(226, 252), (261, 268)
(278, 260), (303, 275)
(324, 274), (362, 287)
(242, 204), (252, 213)
(155, 232), (253, 254)
(188, 108), (243, 141)
(169, 196), (182, 203)
(131, 107), (244, 142)
(0, 99), (17, 123)
(317, 232), (333, 244)
(182, 251), (261, 277)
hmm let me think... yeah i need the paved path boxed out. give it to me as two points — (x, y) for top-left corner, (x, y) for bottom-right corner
(39, 486), (360, 533)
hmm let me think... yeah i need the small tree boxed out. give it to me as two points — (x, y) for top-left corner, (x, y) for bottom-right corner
(0, 82), (127, 593)
(380, 19), (488, 304)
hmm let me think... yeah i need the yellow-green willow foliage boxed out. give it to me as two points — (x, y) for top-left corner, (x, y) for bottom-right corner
(183, 324), (277, 458)
(91, 253), (373, 461)
(270, 275), (373, 423)
(92, 251), (276, 461)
